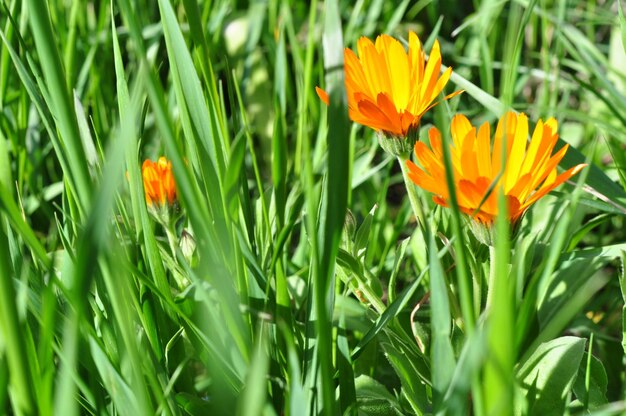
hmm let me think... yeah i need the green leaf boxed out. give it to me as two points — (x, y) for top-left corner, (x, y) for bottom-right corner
(380, 340), (429, 414)
(354, 375), (403, 416)
(619, 252), (626, 356)
(225, 132), (246, 221)
(26, 0), (92, 212)
(537, 244), (624, 328)
(237, 324), (269, 416)
(428, 234), (456, 410)
(89, 337), (142, 415)
(0, 181), (51, 269)
(336, 312), (356, 415)
(0, 130), (12, 192)
(353, 205), (377, 258)
(441, 327), (487, 415)
(176, 393), (212, 414)
(572, 351), (608, 410)
(0, 227), (36, 415)
(312, 1), (351, 412)
(111, 7), (170, 301)
(619, 0), (626, 56)
(517, 336), (586, 416)
(157, 0), (225, 177)
(350, 262), (427, 360)
(73, 92), (100, 174)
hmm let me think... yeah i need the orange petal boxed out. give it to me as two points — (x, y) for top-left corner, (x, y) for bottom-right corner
(433, 195), (448, 209)
(414, 141), (445, 177)
(359, 37), (392, 98)
(504, 113), (528, 193)
(476, 122), (492, 178)
(451, 114), (473, 150)
(376, 92), (403, 134)
(419, 39), (442, 103)
(345, 47), (372, 98)
(383, 36), (410, 110)
(408, 32), (424, 101)
(527, 144), (570, 193)
(521, 164), (586, 210)
(315, 86), (329, 106)
(460, 129), (479, 182)
(428, 127), (443, 158)
(356, 99), (397, 133)
(507, 195), (523, 220)
(492, 111), (517, 175)
(519, 119), (545, 178)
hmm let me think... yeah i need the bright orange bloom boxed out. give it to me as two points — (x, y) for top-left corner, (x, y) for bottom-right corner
(142, 157), (177, 207)
(317, 32), (460, 138)
(406, 112), (586, 225)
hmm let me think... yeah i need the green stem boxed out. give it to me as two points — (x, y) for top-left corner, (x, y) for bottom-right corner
(398, 156), (426, 230)
(486, 245), (497, 311)
(164, 224), (178, 260)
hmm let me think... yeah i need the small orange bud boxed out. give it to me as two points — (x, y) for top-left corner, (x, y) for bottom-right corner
(142, 157), (177, 207)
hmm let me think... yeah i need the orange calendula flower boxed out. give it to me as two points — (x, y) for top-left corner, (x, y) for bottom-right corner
(317, 32), (460, 144)
(142, 157), (177, 208)
(406, 112), (586, 240)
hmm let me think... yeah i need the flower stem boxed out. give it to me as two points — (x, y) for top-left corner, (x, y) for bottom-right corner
(398, 156), (425, 229)
(164, 224), (178, 260)
(486, 244), (497, 310)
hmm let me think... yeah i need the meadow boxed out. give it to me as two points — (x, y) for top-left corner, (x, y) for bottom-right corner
(1, 0), (626, 415)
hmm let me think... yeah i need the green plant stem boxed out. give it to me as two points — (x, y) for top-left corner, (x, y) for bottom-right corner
(165, 223), (178, 260)
(398, 156), (425, 230)
(486, 244), (497, 311)
(359, 272), (387, 314)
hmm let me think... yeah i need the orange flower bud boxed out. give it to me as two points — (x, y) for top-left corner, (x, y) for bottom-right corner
(142, 157), (177, 207)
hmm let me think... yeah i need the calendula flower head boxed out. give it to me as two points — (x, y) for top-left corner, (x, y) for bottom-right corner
(406, 112), (586, 245)
(142, 157), (178, 224)
(316, 31), (461, 158)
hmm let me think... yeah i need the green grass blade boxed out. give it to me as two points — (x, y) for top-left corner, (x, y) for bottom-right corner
(0, 227), (36, 414)
(428, 233), (456, 410)
(25, 0), (91, 212)
(313, 0), (351, 412)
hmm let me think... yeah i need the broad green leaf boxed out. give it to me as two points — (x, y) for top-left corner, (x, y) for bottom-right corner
(354, 375), (403, 416)
(380, 340), (430, 414)
(538, 244), (626, 325)
(572, 352), (608, 410)
(517, 336), (586, 416)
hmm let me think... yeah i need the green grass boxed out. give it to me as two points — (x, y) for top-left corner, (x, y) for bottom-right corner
(1, 0), (626, 415)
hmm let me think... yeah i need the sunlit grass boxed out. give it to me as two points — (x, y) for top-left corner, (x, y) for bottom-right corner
(0, 1), (625, 415)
